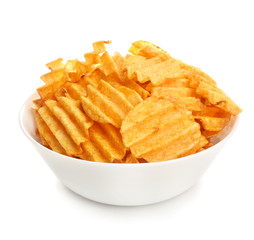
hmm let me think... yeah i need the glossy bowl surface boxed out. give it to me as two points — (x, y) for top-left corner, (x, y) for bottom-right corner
(19, 93), (238, 206)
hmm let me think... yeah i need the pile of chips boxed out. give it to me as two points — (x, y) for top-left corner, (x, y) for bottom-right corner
(33, 40), (242, 163)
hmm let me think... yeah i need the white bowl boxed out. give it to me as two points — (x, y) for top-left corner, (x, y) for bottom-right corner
(19, 93), (239, 206)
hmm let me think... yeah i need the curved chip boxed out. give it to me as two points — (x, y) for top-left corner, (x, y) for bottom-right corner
(121, 98), (205, 162)
(87, 123), (126, 162)
(195, 81), (242, 115)
(81, 80), (142, 128)
(129, 40), (172, 61)
(38, 105), (82, 155)
(46, 58), (64, 71)
(35, 112), (66, 154)
(45, 100), (88, 146)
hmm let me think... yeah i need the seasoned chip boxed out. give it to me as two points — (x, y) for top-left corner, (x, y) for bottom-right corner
(125, 55), (161, 79)
(35, 112), (66, 154)
(57, 96), (93, 137)
(38, 105), (82, 155)
(112, 52), (125, 80)
(84, 52), (100, 65)
(152, 87), (197, 98)
(195, 81), (242, 115)
(93, 40), (111, 54)
(146, 77), (190, 92)
(78, 123), (126, 163)
(81, 80), (140, 128)
(37, 80), (66, 101)
(194, 116), (230, 132)
(66, 83), (87, 100)
(88, 123), (126, 162)
(40, 69), (65, 85)
(46, 58), (64, 71)
(136, 60), (182, 85)
(129, 40), (172, 61)
(123, 77), (150, 99)
(100, 51), (119, 76)
(117, 86), (143, 107)
(125, 152), (139, 163)
(45, 99), (88, 146)
(121, 98), (205, 161)
(168, 97), (203, 112)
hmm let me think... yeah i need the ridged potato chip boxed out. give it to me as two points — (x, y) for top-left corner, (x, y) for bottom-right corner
(121, 97), (207, 162)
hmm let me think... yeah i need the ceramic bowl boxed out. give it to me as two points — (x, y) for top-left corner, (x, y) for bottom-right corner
(19, 92), (238, 206)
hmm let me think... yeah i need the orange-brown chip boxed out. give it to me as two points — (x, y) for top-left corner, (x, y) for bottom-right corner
(46, 58), (64, 71)
(136, 60), (182, 85)
(100, 51), (119, 76)
(125, 55), (161, 79)
(88, 123), (126, 162)
(152, 87), (197, 98)
(195, 81), (242, 115)
(40, 69), (65, 85)
(129, 40), (172, 61)
(38, 105), (82, 155)
(35, 112), (66, 154)
(93, 40), (111, 54)
(121, 97), (205, 162)
(194, 116), (230, 132)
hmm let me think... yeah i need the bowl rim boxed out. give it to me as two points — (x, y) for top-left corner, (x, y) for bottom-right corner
(19, 92), (240, 167)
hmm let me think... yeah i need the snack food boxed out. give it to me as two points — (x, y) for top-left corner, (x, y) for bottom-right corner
(33, 40), (242, 163)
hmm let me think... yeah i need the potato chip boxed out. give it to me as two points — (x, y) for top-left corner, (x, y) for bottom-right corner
(201, 130), (221, 139)
(121, 98), (205, 161)
(33, 99), (44, 109)
(123, 77), (150, 99)
(136, 60), (182, 85)
(81, 80), (141, 128)
(125, 152), (139, 163)
(129, 40), (172, 61)
(146, 77), (190, 92)
(112, 52), (125, 80)
(195, 81), (242, 115)
(38, 105), (82, 155)
(57, 96), (93, 137)
(35, 112), (66, 154)
(168, 97), (203, 112)
(93, 40), (111, 54)
(45, 99), (88, 146)
(66, 83), (87, 100)
(192, 105), (230, 118)
(40, 69), (65, 85)
(78, 122), (126, 163)
(88, 123), (126, 162)
(194, 116), (230, 132)
(84, 52), (100, 65)
(117, 86), (143, 107)
(125, 55), (161, 79)
(78, 141), (107, 163)
(100, 51), (119, 76)
(63, 59), (79, 81)
(46, 58), (64, 71)
(37, 80), (66, 101)
(182, 63), (217, 88)
(152, 87), (197, 98)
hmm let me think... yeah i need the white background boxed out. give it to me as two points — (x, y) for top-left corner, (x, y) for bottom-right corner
(1, 0), (253, 239)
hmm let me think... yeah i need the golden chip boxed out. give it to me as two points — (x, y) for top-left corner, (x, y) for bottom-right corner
(121, 97), (206, 162)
